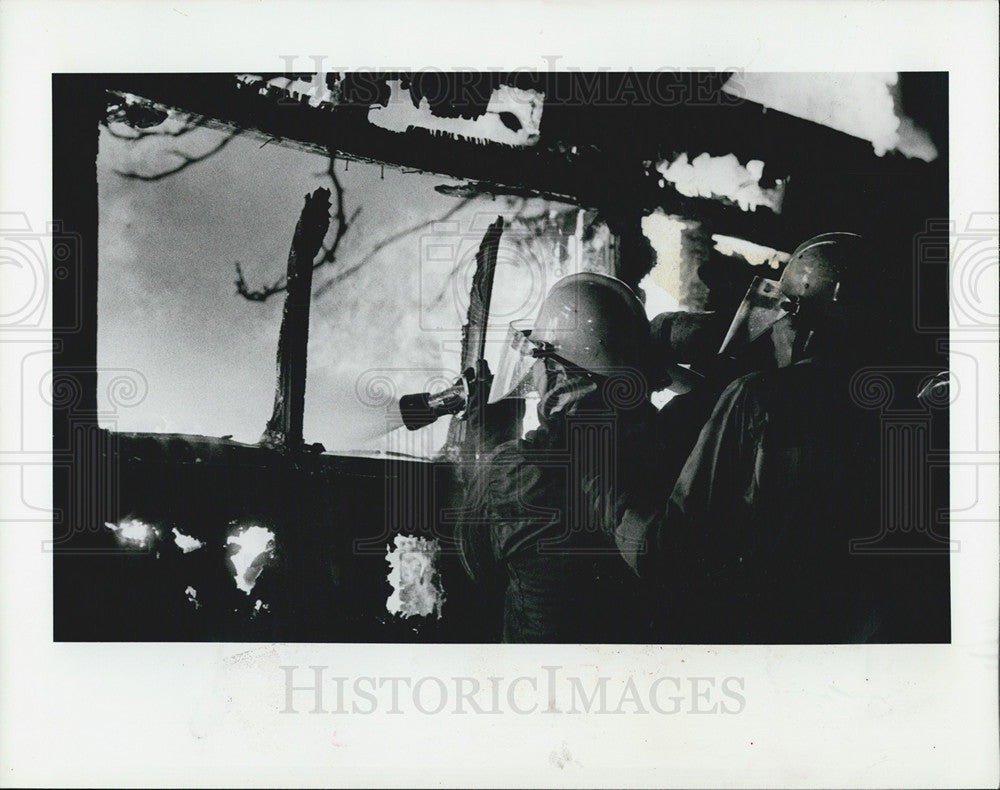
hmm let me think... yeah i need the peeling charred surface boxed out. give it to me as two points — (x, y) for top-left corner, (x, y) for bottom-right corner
(101, 72), (944, 258)
(53, 432), (500, 642)
(260, 188), (331, 449)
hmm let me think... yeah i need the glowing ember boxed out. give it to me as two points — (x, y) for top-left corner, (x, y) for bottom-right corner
(226, 525), (276, 595)
(172, 528), (204, 554)
(386, 534), (445, 619)
(105, 517), (158, 548)
(185, 585), (200, 609)
(656, 153), (784, 213)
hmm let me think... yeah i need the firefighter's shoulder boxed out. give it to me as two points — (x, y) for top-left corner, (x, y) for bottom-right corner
(478, 435), (552, 504)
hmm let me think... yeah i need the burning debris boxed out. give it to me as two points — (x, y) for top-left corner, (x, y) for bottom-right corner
(711, 234), (789, 269)
(640, 213), (689, 303)
(172, 528), (204, 554)
(386, 534), (445, 619)
(185, 585), (201, 609)
(105, 517), (159, 549)
(655, 153), (784, 213)
(252, 599), (270, 618)
(369, 79), (544, 147)
(236, 73), (545, 147)
(237, 74), (339, 109)
(226, 525), (276, 595)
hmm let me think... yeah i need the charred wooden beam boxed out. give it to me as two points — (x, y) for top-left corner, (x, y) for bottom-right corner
(260, 188), (331, 449)
(101, 74), (944, 283)
(99, 74), (926, 250)
(440, 216), (509, 464)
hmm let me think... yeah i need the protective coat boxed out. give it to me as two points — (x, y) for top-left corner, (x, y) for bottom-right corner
(616, 359), (949, 643)
(457, 366), (658, 642)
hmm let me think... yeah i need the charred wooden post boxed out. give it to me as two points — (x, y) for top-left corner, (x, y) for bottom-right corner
(260, 188), (331, 449)
(440, 216), (509, 465)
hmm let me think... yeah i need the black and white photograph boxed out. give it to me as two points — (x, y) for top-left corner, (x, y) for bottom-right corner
(53, 69), (955, 645)
(1, 1), (997, 787)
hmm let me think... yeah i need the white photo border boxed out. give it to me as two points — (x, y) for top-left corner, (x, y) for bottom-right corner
(0, 1), (997, 787)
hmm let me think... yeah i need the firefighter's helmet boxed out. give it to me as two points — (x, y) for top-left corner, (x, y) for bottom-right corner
(779, 232), (868, 309)
(489, 272), (650, 403)
(719, 232), (869, 357)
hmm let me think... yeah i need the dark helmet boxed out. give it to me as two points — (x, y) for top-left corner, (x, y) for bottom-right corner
(719, 232), (871, 358)
(778, 232), (871, 323)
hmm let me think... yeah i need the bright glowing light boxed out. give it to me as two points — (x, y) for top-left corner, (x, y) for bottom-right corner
(105, 518), (158, 548)
(369, 79), (544, 147)
(386, 534), (445, 619)
(172, 528), (204, 554)
(185, 586), (200, 609)
(656, 153), (784, 213)
(640, 213), (689, 302)
(226, 525), (276, 595)
(724, 72), (937, 162)
(639, 270), (683, 319)
(712, 234), (789, 269)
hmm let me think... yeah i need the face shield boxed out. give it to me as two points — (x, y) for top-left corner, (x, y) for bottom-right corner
(488, 318), (612, 424)
(718, 276), (794, 358)
(488, 320), (551, 404)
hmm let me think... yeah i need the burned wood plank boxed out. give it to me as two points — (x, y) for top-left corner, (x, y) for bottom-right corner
(260, 188), (331, 449)
(441, 216), (509, 463)
(101, 74), (921, 252)
(461, 216), (504, 372)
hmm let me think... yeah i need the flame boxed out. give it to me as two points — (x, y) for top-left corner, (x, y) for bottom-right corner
(226, 525), (276, 595)
(172, 528), (204, 553)
(711, 234), (789, 269)
(369, 79), (543, 147)
(656, 153), (784, 213)
(640, 213), (689, 302)
(386, 534), (445, 619)
(105, 517), (158, 548)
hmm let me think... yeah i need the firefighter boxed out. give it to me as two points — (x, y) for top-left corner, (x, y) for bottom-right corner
(455, 272), (663, 642)
(616, 232), (944, 643)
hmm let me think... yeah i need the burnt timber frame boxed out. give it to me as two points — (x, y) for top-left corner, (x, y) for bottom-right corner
(52, 73), (950, 641)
